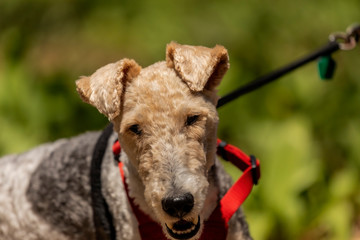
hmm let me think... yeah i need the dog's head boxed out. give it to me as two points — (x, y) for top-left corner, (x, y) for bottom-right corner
(76, 42), (229, 240)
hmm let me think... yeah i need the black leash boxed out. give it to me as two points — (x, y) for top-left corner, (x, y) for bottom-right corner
(217, 42), (339, 108)
(217, 24), (360, 108)
(90, 123), (116, 240)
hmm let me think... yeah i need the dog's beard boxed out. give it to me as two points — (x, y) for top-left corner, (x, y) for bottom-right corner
(142, 159), (211, 240)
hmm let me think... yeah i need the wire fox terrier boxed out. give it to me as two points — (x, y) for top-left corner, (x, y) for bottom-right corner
(0, 42), (252, 240)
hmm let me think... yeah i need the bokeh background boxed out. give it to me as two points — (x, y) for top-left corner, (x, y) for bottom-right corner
(1, 1), (360, 239)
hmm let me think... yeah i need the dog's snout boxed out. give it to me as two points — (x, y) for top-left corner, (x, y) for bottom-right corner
(161, 193), (194, 218)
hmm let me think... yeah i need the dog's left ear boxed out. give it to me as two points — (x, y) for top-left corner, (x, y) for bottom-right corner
(76, 59), (141, 120)
(166, 42), (229, 92)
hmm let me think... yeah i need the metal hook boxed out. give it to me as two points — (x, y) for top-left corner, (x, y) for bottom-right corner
(346, 24), (360, 39)
(329, 23), (360, 51)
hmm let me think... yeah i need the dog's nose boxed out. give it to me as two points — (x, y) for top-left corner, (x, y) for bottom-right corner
(161, 193), (194, 218)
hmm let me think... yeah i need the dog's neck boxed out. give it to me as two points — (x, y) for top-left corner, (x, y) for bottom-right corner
(121, 152), (219, 223)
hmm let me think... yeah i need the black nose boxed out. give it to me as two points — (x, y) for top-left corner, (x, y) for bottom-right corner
(161, 193), (194, 218)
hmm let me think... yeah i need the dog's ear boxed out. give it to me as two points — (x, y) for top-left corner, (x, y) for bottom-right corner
(166, 42), (229, 92)
(76, 59), (141, 120)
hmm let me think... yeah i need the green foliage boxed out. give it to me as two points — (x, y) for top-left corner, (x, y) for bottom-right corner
(1, 1), (359, 239)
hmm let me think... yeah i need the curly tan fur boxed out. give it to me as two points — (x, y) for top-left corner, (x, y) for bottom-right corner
(76, 42), (251, 240)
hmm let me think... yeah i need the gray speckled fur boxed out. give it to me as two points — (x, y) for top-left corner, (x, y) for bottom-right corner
(0, 130), (251, 240)
(25, 132), (98, 239)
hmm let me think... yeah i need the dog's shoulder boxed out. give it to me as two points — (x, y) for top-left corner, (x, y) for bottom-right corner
(25, 130), (104, 239)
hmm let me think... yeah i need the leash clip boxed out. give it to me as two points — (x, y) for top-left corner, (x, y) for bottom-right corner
(329, 24), (360, 51)
(217, 140), (228, 160)
(250, 155), (259, 185)
(216, 139), (260, 186)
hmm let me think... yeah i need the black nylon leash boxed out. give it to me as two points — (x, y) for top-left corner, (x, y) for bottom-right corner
(90, 123), (117, 240)
(217, 24), (360, 108)
(217, 42), (339, 108)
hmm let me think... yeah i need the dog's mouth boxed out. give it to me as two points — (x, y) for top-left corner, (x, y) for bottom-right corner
(165, 216), (200, 240)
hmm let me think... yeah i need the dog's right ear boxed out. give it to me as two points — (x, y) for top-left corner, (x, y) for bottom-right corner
(76, 59), (141, 120)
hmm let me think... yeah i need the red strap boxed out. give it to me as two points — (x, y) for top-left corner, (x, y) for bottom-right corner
(216, 139), (260, 223)
(114, 138), (260, 239)
(119, 162), (228, 240)
(113, 140), (121, 156)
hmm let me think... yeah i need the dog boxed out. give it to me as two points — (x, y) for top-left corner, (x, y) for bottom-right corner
(0, 42), (252, 240)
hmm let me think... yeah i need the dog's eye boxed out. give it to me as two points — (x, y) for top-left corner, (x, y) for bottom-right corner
(129, 124), (142, 135)
(185, 115), (200, 126)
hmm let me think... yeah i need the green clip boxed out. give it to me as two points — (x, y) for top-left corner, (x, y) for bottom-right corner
(318, 55), (336, 80)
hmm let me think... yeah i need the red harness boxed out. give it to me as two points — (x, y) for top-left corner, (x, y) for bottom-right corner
(112, 139), (260, 240)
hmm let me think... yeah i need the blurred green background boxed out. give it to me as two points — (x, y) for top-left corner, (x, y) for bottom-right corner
(1, 0), (359, 239)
